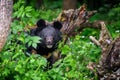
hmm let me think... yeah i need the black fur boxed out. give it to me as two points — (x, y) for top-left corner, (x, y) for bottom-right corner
(26, 19), (62, 67)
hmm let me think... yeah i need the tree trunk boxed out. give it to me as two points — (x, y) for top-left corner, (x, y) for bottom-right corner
(25, 0), (43, 9)
(0, 0), (13, 51)
(86, 0), (102, 10)
(63, 0), (77, 10)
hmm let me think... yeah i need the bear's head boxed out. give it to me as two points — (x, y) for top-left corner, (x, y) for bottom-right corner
(32, 19), (62, 49)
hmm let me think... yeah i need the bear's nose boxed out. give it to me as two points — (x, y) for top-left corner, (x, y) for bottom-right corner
(47, 40), (52, 44)
(46, 36), (53, 48)
(46, 36), (53, 44)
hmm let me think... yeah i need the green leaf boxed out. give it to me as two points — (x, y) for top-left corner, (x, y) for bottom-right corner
(25, 6), (33, 11)
(32, 43), (37, 49)
(28, 41), (32, 47)
(17, 37), (24, 43)
(26, 13), (32, 17)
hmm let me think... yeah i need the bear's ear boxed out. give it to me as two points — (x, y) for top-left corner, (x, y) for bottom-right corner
(37, 19), (46, 27)
(53, 21), (62, 30)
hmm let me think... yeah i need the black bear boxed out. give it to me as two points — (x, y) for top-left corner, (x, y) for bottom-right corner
(26, 19), (62, 67)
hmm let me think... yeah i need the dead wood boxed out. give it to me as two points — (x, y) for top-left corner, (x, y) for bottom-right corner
(56, 4), (97, 44)
(89, 22), (120, 80)
(57, 4), (97, 36)
(56, 4), (120, 79)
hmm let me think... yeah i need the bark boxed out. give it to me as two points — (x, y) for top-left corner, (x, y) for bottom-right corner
(36, 0), (43, 8)
(63, 0), (77, 10)
(57, 4), (97, 43)
(0, 0), (13, 51)
(89, 22), (120, 80)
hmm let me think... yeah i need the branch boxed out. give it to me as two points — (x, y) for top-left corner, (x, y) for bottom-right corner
(89, 36), (100, 46)
(89, 22), (113, 68)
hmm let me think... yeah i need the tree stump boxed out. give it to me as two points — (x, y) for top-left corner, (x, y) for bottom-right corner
(56, 4), (120, 79)
(89, 22), (120, 80)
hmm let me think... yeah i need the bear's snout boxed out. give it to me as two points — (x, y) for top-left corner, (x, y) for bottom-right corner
(46, 36), (53, 48)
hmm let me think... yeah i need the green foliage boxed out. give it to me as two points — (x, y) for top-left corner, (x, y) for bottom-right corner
(108, 4), (120, 21)
(1, 0), (119, 80)
(43, 0), (62, 9)
(107, 4), (120, 38)
(56, 35), (100, 79)
(25, 35), (41, 49)
(39, 9), (61, 21)
(90, 3), (120, 38)
(14, 6), (34, 18)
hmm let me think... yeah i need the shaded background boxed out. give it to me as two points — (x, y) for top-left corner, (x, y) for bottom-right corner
(13, 0), (120, 10)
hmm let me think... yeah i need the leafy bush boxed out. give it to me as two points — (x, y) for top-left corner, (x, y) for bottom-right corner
(90, 3), (120, 38)
(107, 4), (120, 38)
(0, 0), (110, 80)
(108, 4), (120, 21)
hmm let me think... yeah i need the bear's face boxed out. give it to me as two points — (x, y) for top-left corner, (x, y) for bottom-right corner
(32, 19), (62, 49)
